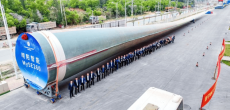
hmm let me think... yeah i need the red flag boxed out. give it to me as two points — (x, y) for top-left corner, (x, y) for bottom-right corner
(201, 81), (217, 108)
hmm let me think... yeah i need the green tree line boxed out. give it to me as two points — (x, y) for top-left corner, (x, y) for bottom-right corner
(0, 0), (192, 32)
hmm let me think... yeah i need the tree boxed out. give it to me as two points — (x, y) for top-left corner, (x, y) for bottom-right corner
(69, 0), (79, 8)
(66, 10), (79, 25)
(79, 0), (88, 10)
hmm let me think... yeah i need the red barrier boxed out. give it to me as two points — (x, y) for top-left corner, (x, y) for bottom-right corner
(200, 39), (225, 109)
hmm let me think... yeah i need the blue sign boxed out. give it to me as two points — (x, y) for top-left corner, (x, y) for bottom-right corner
(16, 33), (48, 90)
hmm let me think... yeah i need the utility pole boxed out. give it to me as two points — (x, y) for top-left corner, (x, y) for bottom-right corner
(125, 0), (127, 26)
(0, 2), (18, 79)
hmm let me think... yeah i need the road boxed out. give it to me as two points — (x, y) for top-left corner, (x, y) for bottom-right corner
(0, 6), (230, 110)
(0, 48), (15, 64)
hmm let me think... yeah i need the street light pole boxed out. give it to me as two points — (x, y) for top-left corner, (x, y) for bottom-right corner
(0, 2), (18, 79)
(125, 0), (127, 26)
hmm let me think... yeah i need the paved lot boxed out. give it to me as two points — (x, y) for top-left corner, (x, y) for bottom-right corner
(0, 6), (230, 110)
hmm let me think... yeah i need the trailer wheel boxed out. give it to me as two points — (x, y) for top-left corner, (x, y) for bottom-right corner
(1, 35), (7, 40)
(36, 91), (41, 95)
(58, 94), (62, 99)
(50, 98), (55, 103)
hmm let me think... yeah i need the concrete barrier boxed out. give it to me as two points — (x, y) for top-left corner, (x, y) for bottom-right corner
(0, 81), (10, 94)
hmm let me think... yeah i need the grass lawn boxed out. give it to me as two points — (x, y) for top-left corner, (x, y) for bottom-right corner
(226, 41), (230, 42)
(222, 60), (230, 66)
(224, 44), (230, 56)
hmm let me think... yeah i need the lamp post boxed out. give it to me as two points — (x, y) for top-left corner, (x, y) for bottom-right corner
(0, 2), (18, 79)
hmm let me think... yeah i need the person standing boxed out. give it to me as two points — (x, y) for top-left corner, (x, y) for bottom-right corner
(116, 58), (119, 70)
(96, 68), (101, 82)
(80, 75), (86, 91)
(74, 78), (80, 95)
(113, 59), (117, 71)
(123, 55), (126, 66)
(106, 62), (110, 76)
(101, 65), (105, 79)
(120, 56), (124, 67)
(172, 35), (175, 43)
(134, 50), (137, 61)
(69, 81), (75, 98)
(110, 60), (114, 73)
(90, 71), (96, 85)
(117, 56), (121, 69)
(86, 73), (91, 88)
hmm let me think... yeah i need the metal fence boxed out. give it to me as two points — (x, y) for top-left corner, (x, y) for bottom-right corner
(78, 20), (126, 29)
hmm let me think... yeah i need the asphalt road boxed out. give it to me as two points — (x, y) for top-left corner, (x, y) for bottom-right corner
(0, 6), (230, 110)
(0, 48), (15, 64)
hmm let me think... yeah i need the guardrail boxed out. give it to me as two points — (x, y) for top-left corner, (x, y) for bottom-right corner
(77, 20), (126, 29)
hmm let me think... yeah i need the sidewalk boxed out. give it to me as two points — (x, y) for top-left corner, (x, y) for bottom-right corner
(222, 56), (230, 61)
(3, 74), (24, 91)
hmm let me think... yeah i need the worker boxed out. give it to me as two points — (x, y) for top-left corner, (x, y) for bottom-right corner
(123, 55), (126, 66)
(157, 41), (161, 49)
(116, 58), (119, 70)
(101, 65), (105, 79)
(90, 71), (96, 85)
(138, 49), (141, 59)
(172, 35), (175, 43)
(86, 73), (91, 88)
(96, 68), (101, 82)
(106, 62), (110, 76)
(80, 75), (86, 91)
(69, 81), (75, 98)
(74, 78), (80, 95)
(126, 54), (129, 65)
(128, 53), (131, 63)
(134, 50), (137, 61)
(120, 56), (123, 67)
(152, 42), (156, 52)
(114, 59), (117, 71)
(163, 38), (166, 46)
(130, 52), (133, 62)
(149, 44), (153, 54)
(118, 56), (121, 69)
(142, 47), (146, 56)
(160, 39), (163, 47)
(110, 60), (114, 73)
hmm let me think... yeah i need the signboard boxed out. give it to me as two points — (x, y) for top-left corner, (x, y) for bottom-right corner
(15, 33), (48, 90)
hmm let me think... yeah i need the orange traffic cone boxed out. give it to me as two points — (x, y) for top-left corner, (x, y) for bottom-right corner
(207, 46), (208, 50)
(203, 52), (205, 56)
(210, 42), (211, 45)
(196, 62), (198, 67)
